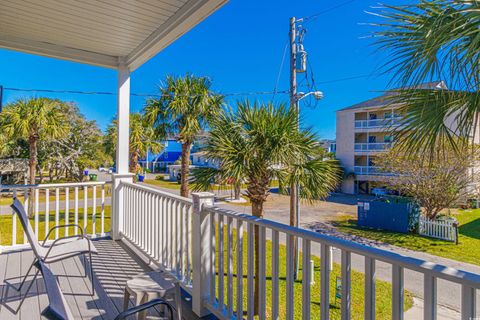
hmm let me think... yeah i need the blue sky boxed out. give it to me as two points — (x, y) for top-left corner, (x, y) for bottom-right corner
(0, 0), (399, 139)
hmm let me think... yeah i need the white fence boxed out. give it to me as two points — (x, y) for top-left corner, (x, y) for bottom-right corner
(0, 181), (110, 249)
(419, 216), (458, 243)
(116, 183), (479, 320)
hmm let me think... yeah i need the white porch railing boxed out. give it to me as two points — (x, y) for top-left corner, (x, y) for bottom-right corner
(419, 216), (458, 243)
(120, 182), (194, 290)
(0, 181), (110, 249)
(115, 185), (480, 320)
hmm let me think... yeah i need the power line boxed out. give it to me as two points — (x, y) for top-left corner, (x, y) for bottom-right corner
(316, 73), (381, 84)
(273, 39), (290, 100)
(301, 0), (358, 24)
(3, 86), (290, 98)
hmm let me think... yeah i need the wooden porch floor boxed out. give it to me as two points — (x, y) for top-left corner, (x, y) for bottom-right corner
(0, 238), (209, 320)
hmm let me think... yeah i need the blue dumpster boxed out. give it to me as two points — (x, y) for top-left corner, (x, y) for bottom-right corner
(357, 197), (419, 233)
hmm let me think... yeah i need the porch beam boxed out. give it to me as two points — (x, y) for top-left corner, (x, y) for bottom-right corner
(0, 34), (118, 68)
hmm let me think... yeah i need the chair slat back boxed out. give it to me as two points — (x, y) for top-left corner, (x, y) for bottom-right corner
(11, 198), (43, 257)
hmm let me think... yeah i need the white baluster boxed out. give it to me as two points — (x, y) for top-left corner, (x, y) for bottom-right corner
(424, 275), (436, 320)
(101, 185), (105, 236)
(461, 285), (476, 320)
(210, 211), (217, 306)
(55, 188), (60, 239)
(271, 230), (280, 320)
(247, 222), (254, 319)
(286, 234), (295, 320)
(302, 239), (311, 320)
(341, 250), (351, 320)
(83, 186), (88, 234)
(321, 243), (331, 320)
(364, 257), (376, 320)
(226, 216), (233, 318)
(45, 189), (50, 238)
(65, 187), (69, 237)
(91, 185), (96, 237)
(74, 187), (79, 235)
(34, 188), (39, 238)
(236, 219), (244, 319)
(392, 265), (404, 320)
(12, 189), (17, 246)
(218, 214), (224, 311)
(258, 226), (266, 320)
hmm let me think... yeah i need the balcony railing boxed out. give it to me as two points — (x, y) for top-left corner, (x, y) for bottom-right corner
(354, 142), (392, 152)
(354, 117), (402, 129)
(2, 180), (480, 319)
(354, 166), (384, 175)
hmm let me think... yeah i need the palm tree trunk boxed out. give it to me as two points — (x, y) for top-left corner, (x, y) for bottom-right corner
(28, 136), (37, 185)
(180, 142), (191, 197)
(234, 181), (241, 200)
(28, 136), (38, 217)
(130, 152), (139, 182)
(251, 199), (264, 316)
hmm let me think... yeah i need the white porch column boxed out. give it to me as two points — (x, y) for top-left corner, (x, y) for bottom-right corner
(111, 63), (134, 240)
(116, 63), (130, 175)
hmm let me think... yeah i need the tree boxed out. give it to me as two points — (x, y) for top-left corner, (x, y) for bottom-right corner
(375, 142), (478, 219)
(39, 103), (109, 182)
(372, 1), (480, 152)
(191, 101), (341, 314)
(105, 113), (162, 177)
(144, 74), (223, 197)
(0, 98), (68, 185)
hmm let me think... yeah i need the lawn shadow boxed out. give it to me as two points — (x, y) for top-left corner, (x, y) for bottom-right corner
(459, 217), (480, 239)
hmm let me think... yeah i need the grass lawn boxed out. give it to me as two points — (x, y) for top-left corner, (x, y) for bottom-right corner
(0, 206), (111, 246)
(217, 227), (413, 319)
(143, 179), (181, 190)
(334, 209), (480, 266)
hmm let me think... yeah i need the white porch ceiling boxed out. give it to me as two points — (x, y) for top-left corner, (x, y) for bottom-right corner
(0, 0), (227, 70)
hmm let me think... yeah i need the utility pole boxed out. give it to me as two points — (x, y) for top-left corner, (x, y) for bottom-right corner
(289, 16), (301, 279)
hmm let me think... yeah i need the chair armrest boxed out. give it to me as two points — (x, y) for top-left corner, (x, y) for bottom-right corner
(43, 232), (91, 262)
(114, 298), (174, 320)
(43, 224), (85, 244)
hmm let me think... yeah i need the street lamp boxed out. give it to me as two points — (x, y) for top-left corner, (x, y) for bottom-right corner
(295, 90), (324, 102)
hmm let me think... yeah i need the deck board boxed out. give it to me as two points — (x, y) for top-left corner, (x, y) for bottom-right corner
(19, 250), (40, 319)
(0, 238), (211, 319)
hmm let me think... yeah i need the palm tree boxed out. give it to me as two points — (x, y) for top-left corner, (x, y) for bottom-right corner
(372, 1), (480, 151)
(144, 74), (223, 197)
(105, 113), (162, 177)
(0, 98), (68, 185)
(192, 101), (341, 315)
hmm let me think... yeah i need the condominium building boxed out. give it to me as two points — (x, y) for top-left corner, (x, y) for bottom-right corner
(336, 81), (451, 194)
